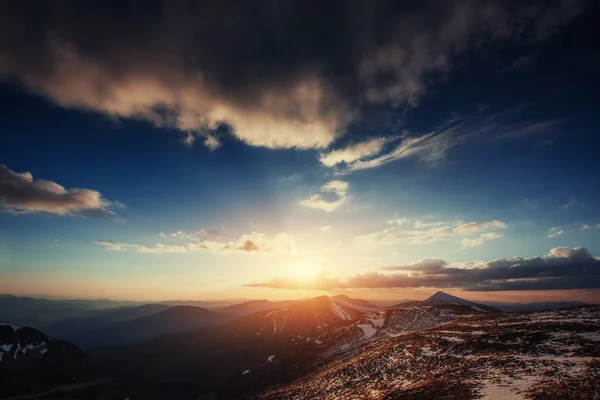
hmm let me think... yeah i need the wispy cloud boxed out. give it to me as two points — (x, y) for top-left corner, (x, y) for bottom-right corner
(96, 231), (296, 255)
(561, 198), (579, 209)
(247, 247), (600, 291)
(320, 226), (331, 231)
(189, 232), (297, 254)
(582, 224), (600, 231)
(0, 165), (119, 217)
(545, 223), (600, 238)
(320, 107), (562, 173)
(95, 240), (187, 253)
(461, 232), (504, 248)
(159, 229), (220, 240)
(300, 180), (349, 212)
(95, 240), (132, 251)
(354, 217), (506, 247)
(548, 227), (565, 238)
(319, 137), (392, 167)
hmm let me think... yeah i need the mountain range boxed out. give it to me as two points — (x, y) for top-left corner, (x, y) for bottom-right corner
(1, 292), (598, 399)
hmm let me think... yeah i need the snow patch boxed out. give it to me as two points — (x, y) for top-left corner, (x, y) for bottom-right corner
(267, 355), (275, 362)
(368, 317), (386, 327)
(242, 369), (250, 375)
(0, 322), (22, 331)
(357, 324), (377, 339)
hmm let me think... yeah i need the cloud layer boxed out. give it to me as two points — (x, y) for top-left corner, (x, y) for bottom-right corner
(355, 217), (506, 247)
(96, 231), (296, 255)
(247, 247), (600, 291)
(0, 165), (118, 217)
(0, 1), (581, 150)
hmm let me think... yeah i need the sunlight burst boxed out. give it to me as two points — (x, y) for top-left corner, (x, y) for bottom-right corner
(289, 259), (320, 281)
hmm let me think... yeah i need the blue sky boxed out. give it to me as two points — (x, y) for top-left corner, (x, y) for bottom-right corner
(1, 0), (599, 302)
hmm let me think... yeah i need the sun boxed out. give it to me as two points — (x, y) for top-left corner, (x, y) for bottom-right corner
(289, 259), (320, 281)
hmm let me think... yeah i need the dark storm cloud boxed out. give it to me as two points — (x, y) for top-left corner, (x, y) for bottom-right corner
(0, 165), (118, 217)
(0, 0), (582, 149)
(246, 247), (600, 291)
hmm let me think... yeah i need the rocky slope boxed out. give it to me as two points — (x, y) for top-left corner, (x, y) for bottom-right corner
(259, 305), (600, 399)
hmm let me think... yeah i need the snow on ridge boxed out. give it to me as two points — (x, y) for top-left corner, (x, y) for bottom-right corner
(329, 299), (354, 320)
(0, 322), (22, 331)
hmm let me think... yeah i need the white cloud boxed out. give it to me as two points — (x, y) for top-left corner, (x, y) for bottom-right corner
(159, 229), (220, 240)
(96, 231), (296, 255)
(582, 224), (600, 231)
(192, 232), (297, 254)
(204, 135), (222, 150)
(96, 240), (186, 254)
(319, 137), (391, 167)
(320, 226), (331, 231)
(461, 232), (504, 248)
(300, 180), (349, 212)
(95, 240), (131, 251)
(137, 244), (188, 254)
(548, 227), (565, 238)
(0, 165), (118, 217)
(355, 217), (507, 247)
(454, 220), (506, 233)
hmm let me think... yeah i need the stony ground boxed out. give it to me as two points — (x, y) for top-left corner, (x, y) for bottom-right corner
(258, 306), (600, 400)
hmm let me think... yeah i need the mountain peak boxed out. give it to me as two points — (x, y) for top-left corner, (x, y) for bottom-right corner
(426, 291), (468, 304)
(423, 292), (500, 312)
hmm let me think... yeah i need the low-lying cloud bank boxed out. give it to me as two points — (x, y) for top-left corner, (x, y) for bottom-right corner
(0, 165), (118, 217)
(96, 231), (296, 255)
(247, 247), (600, 291)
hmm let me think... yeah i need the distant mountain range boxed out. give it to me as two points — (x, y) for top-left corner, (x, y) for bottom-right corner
(50, 305), (236, 348)
(480, 300), (589, 312)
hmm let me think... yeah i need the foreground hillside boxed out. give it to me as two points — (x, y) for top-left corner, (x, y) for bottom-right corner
(259, 305), (600, 399)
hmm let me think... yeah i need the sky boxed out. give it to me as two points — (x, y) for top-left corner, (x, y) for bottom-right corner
(1, 0), (600, 303)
